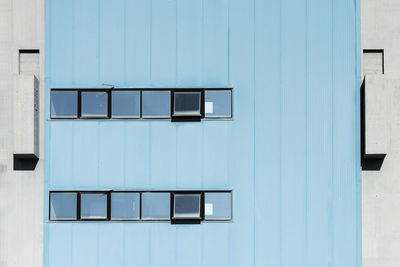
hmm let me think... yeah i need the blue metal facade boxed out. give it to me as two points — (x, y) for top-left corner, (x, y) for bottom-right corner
(44, 0), (361, 266)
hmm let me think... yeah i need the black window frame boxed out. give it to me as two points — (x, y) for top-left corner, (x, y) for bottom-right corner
(50, 88), (233, 121)
(50, 90), (79, 119)
(110, 191), (141, 221)
(171, 90), (204, 122)
(110, 89), (141, 119)
(79, 90), (111, 119)
(171, 191), (204, 224)
(49, 191), (78, 221)
(141, 89), (172, 119)
(49, 190), (232, 224)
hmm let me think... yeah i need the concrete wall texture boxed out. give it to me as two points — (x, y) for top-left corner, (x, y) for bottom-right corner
(0, 0), (44, 266)
(362, 0), (400, 266)
(45, 0), (361, 267)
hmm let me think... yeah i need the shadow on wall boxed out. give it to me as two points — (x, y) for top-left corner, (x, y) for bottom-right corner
(360, 78), (386, 171)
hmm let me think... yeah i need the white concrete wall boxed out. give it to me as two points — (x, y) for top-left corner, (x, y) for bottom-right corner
(362, 1), (400, 266)
(0, 0), (44, 266)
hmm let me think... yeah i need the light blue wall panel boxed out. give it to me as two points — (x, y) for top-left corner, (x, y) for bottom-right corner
(125, 0), (151, 85)
(124, 123), (151, 188)
(45, 0), (361, 266)
(177, 124), (203, 189)
(100, 0), (125, 85)
(73, 0), (99, 85)
(151, 0), (176, 86)
(306, 0), (333, 267)
(177, 0), (202, 85)
(150, 123), (177, 189)
(72, 122), (99, 187)
(202, 0), (228, 86)
(280, 0), (307, 266)
(49, 122), (73, 188)
(254, 0), (281, 265)
(99, 122), (125, 187)
(50, 0), (73, 85)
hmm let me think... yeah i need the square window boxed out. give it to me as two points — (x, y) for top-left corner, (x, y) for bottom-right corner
(111, 91), (140, 118)
(173, 194), (201, 219)
(204, 192), (232, 220)
(141, 192), (170, 220)
(81, 91), (108, 118)
(50, 192), (77, 220)
(111, 192), (140, 220)
(80, 193), (108, 220)
(142, 91), (171, 118)
(205, 90), (232, 118)
(51, 91), (78, 118)
(173, 92), (201, 116)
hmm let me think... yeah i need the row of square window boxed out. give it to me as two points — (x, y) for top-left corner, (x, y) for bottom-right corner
(50, 191), (232, 223)
(50, 89), (232, 120)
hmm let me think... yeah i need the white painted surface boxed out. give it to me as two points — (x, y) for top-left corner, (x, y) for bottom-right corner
(364, 74), (388, 156)
(13, 74), (39, 156)
(363, 51), (384, 75)
(0, 0), (44, 266)
(362, 0), (400, 266)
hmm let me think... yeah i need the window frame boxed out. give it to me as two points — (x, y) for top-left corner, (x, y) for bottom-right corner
(171, 90), (204, 122)
(50, 88), (232, 121)
(79, 191), (110, 221)
(110, 191), (141, 221)
(49, 190), (232, 223)
(50, 90), (79, 119)
(49, 191), (78, 221)
(111, 89), (141, 119)
(171, 191), (204, 224)
(141, 89), (172, 119)
(204, 89), (233, 119)
(204, 191), (233, 221)
(79, 90), (111, 119)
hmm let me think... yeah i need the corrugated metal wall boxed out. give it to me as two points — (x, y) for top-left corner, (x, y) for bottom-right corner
(44, 0), (361, 266)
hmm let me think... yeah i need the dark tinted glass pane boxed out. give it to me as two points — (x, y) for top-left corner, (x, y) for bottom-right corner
(51, 91), (77, 118)
(81, 193), (107, 219)
(173, 92), (201, 116)
(141, 193), (170, 220)
(142, 91), (171, 118)
(112, 91), (140, 118)
(111, 193), (140, 220)
(50, 193), (77, 220)
(204, 192), (232, 220)
(205, 90), (231, 118)
(81, 91), (108, 118)
(173, 194), (201, 218)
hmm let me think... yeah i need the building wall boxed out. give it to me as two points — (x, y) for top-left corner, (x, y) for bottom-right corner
(45, 0), (361, 267)
(0, 0), (44, 266)
(362, 1), (400, 266)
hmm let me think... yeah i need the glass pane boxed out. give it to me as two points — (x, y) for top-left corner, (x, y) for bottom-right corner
(112, 91), (140, 118)
(173, 194), (201, 219)
(173, 92), (201, 116)
(50, 193), (77, 220)
(142, 91), (171, 118)
(141, 193), (170, 220)
(81, 91), (108, 118)
(51, 91), (77, 118)
(204, 192), (232, 220)
(81, 193), (108, 219)
(111, 193), (140, 220)
(205, 90), (231, 118)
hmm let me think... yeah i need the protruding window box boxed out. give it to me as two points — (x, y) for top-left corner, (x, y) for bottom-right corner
(171, 192), (203, 224)
(172, 91), (203, 122)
